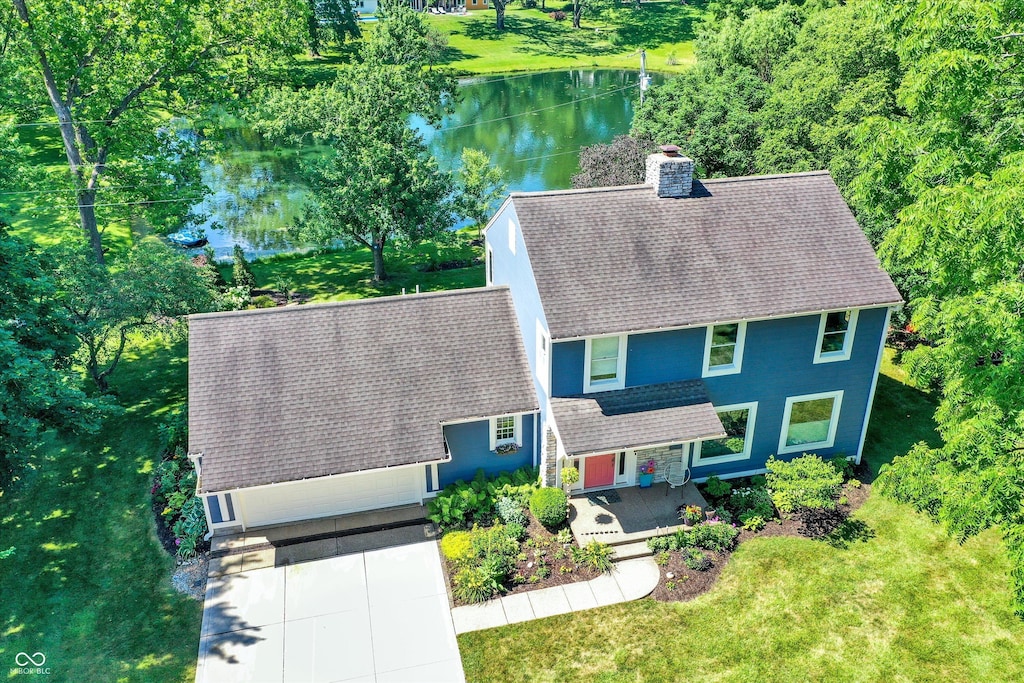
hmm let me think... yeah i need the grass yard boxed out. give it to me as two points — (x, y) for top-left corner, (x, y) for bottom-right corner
(233, 228), (485, 303)
(457, 355), (1024, 682)
(0, 337), (201, 683)
(425, 2), (700, 75)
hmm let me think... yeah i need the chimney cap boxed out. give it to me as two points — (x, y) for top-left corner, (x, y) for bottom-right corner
(660, 144), (681, 157)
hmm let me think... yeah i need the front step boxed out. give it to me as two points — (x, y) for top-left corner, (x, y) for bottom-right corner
(611, 540), (654, 562)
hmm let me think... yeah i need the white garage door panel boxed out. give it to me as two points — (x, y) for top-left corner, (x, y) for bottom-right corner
(240, 467), (423, 528)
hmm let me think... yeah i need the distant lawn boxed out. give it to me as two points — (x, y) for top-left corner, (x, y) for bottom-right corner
(457, 356), (1024, 682)
(427, 2), (700, 74)
(0, 337), (200, 683)
(234, 229), (485, 303)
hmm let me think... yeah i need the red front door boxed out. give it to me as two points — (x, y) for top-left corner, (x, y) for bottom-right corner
(584, 453), (616, 489)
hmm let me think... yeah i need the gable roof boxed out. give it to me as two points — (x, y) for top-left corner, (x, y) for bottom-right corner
(509, 171), (903, 340)
(551, 380), (725, 457)
(188, 287), (539, 493)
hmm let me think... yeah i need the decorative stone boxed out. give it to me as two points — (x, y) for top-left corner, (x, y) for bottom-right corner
(666, 572), (674, 579)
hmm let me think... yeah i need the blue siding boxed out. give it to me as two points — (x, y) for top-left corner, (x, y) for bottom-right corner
(486, 204), (552, 424)
(437, 414), (536, 488)
(546, 307), (890, 477)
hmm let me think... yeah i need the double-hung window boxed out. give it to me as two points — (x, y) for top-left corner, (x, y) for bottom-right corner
(814, 310), (858, 363)
(778, 391), (843, 454)
(584, 335), (626, 393)
(703, 322), (746, 376)
(694, 403), (757, 465)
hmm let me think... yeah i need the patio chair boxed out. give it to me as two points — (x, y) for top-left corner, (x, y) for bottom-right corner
(664, 460), (690, 496)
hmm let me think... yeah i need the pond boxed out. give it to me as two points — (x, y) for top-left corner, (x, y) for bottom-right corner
(192, 69), (662, 258)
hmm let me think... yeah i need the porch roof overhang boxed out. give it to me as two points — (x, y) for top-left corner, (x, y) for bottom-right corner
(550, 379), (726, 457)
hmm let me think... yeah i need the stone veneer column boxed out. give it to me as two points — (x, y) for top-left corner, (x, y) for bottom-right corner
(634, 445), (685, 483)
(543, 427), (559, 487)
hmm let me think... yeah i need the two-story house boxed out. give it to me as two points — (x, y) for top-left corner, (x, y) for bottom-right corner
(186, 147), (900, 533)
(483, 147), (902, 492)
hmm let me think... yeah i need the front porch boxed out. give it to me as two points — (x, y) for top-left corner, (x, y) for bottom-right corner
(568, 481), (710, 548)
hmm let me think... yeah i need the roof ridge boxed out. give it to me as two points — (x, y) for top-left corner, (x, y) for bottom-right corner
(189, 285), (507, 322)
(509, 170), (833, 200)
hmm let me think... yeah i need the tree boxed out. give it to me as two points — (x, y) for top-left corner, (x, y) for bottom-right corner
(307, 0), (361, 57)
(572, 134), (657, 188)
(5, 0), (308, 264)
(571, 0), (613, 29)
(0, 225), (109, 486)
(232, 245), (257, 292)
(456, 149), (506, 239)
(493, 0), (513, 30)
(51, 240), (217, 392)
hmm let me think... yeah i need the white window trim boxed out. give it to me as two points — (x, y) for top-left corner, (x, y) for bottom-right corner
(778, 390), (844, 455)
(693, 402), (758, 466)
(508, 218), (516, 255)
(813, 309), (859, 364)
(583, 334), (628, 394)
(536, 320), (550, 394)
(489, 414), (523, 450)
(485, 245), (494, 285)
(702, 321), (747, 377)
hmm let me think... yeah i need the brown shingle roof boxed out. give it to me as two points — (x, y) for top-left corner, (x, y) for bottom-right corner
(510, 172), (903, 340)
(188, 287), (539, 493)
(551, 380), (725, 456)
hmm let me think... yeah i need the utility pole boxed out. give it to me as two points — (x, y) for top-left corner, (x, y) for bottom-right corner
(639, 49), (652, 107)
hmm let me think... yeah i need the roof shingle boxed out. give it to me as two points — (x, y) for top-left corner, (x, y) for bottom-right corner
(551, 380), (725, 456)
(510, 172), (902, 340)
(188, 287), (539, 493)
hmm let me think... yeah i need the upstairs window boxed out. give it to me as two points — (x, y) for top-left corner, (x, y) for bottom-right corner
(814, 310), (858, 363)
(584, 335), (627, 393)
(703, 322), (747, 376)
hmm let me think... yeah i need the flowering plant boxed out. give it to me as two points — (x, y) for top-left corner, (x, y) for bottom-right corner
(682, 504), (703, 525)
(639, 459), (656, 475)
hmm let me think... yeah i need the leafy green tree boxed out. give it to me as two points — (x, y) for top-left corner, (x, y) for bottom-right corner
(456, 149), (506, 239)
(0, 225), (110, 486)
(633, 64), (768, 177)
(307, 0), (361, 57)
(51, 240), (217, 392)
(5, 0), (308, 263)
(572, 134), (657, 189)
(232, 245), (257, 292)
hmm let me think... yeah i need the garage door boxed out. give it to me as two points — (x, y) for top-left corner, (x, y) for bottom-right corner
(238, 467), (424, 528)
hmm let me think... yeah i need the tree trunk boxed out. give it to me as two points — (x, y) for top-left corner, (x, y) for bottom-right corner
(77, 188), (105, 264)
(496, 4), (505, 30)
(541, 0), (546, 9)
(371, 242), (387, 281)
(573, 0), (582, 28)
(308, 0), (322, 57)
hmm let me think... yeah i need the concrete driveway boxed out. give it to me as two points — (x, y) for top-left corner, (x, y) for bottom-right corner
(196, 541), (465, 683)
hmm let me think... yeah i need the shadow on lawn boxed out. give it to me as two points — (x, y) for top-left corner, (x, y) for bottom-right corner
(610, 2), (703, 49)
(862, 371), (941, 479)
(460, 15), (622, 58)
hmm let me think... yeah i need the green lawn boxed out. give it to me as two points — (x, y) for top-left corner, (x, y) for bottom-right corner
(0, 337), (201, 683)
(425, 2), (700, 75)
(457, 357), (1024, 682)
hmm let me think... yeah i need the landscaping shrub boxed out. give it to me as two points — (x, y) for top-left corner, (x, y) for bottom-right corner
(687, 522), (739, 552)
(453, 564), (503, 603)
(530, 487), (568, 528)
(704, 475), (732, 499)
(440, 530), (474, 565)
(684, 548), (713, 571)
(470, 524), (520, 563)
(766, 454), (844, 513)
(152, 408), (208, 559)
(504, 522), (527, 542)
(427, 466), (538, 529)
(740, 514), (767, 531)
(496, 495), (528, 527)
(251, 294), (276, 308)
(729, 486), (775, 520)
(829, 455), (855, 480)
(549, 10), (566, 20)
(571, 540), (614, 573)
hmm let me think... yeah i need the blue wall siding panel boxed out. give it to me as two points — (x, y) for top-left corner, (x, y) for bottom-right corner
(438, 414), (536, 487)
(546, 307), (889, 478)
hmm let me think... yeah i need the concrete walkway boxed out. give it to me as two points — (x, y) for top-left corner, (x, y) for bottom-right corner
(450, 557), (660, 634)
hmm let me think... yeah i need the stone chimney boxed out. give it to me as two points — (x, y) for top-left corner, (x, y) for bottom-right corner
(645, 145), (695, 198)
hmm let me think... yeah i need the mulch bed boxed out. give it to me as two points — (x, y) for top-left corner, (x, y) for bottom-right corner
(442, 516), (603, 608)
(650, 472), (873, 603)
